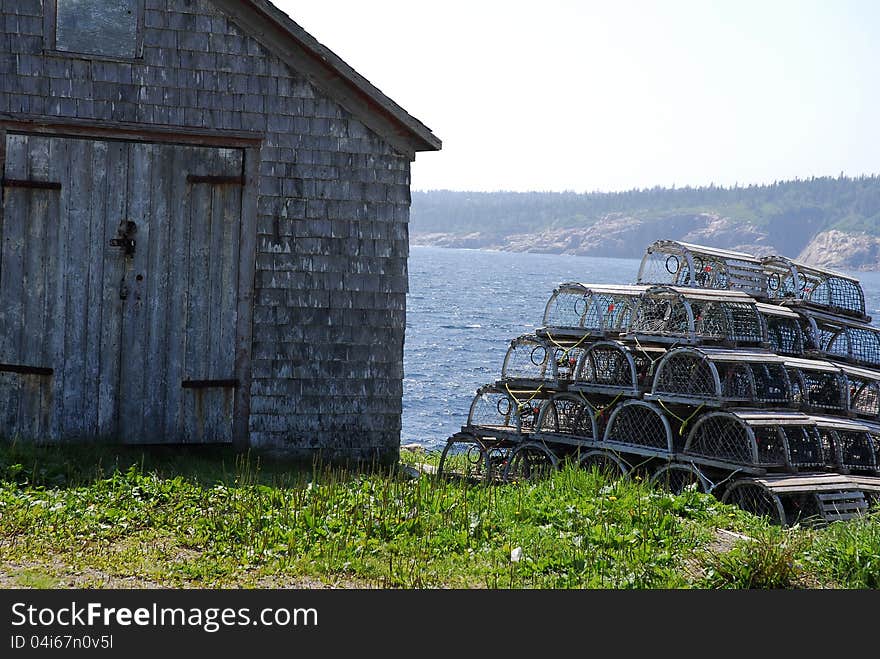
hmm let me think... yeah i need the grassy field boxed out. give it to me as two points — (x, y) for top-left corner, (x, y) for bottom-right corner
(1, 441), (878, 589)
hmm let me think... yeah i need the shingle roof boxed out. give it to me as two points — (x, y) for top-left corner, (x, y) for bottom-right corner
(215, 0), (442, 158)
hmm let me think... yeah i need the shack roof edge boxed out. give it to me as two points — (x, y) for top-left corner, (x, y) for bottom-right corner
(216, 0), (442, 157)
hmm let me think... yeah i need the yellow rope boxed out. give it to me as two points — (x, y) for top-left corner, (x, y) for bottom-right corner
(655, 399), (705, 436)
(544, 331), (589, 364)
(575, 390), (598, 413)
(504, 382), (544, 415)
(591, 391), (624, 421)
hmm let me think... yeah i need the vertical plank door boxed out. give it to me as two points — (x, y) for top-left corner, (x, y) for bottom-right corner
(0, 133), (245, 445)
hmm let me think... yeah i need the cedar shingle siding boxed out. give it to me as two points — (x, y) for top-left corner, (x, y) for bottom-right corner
(0, 0), (439, 463)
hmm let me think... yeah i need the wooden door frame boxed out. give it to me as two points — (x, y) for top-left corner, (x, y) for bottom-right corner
(0, 123), (262, 451)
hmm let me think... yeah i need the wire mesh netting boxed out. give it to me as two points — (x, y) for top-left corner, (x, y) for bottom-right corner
(752, 426), (790, 466)
(651, 352), (717, 400)
(501, 443), (560, 482)
(603, 401), (673, 453)
(650, 350), (792, 406)
(694, 418), (749, 465)
(803, 314), (880, 368)
(437, 435), (514, 483)
(541, 286), (637, 335)
(721, 481), (786, 525)
(466, 385), (547, 436)
(787, 366), (848, 413)
(500, 334), (585, 385)
(650, 463), (711, 494)
(578, 450), (630, 478)
(630, 293), (692, 339)
(575, 341), (642, 394)
(718, 363), (754, 401)
(685, 414), (788, 467)
(638, 241), (767, 295)
(829, 327), (880, 368)
(629, 288), (765, 346)
(832, 430), (880, 473)
(848, 375), (880, 419)
(782, 426), (824, 468)
(788, 362), (845, 408)
(763, 314), (805, 356)
(750, 363), (793, 404)
(692, 301), (766, 345)
(763, 256), (867, 320)
(534, 393), (597, 440)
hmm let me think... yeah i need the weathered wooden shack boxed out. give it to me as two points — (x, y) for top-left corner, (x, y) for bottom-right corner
(0, 0), (441, 463)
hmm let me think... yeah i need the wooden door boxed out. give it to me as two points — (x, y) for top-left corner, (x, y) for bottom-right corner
(0, 133), (244, 444)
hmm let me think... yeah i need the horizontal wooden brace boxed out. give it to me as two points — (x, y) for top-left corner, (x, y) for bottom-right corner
(182, 379), (239, 389)
(0, 363), (54, 376)
(1, 116), (264, 149)
(186, 175), (246, 185)
(1, 178), (62, 190)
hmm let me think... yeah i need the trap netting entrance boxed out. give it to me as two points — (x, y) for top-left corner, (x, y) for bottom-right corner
(602, 400), (675, 456)
(532, 393), (599, 442)
(762, 255), (869, 322)
(758, 303), (805, 356)
(784, 358), (848, 414)
(637, 240), (766, 297)
(572, 340), (663, 396)
(500, 334), (586, 387)
(540, 283), (641, 338)
(840, 364), (880, 420)
(628, 286), (766, 346)
(647, 347), (792, 407)
(812, 416), (880, 475)
(465, 384), (549, 437)
(684, 411), (819, 471)
(800, 310), (880, 369)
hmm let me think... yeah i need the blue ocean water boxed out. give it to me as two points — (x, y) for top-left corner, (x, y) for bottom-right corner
(402, 245), (880, 450)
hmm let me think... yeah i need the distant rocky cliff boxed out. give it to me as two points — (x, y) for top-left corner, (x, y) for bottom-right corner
(411, 212), (880, 272)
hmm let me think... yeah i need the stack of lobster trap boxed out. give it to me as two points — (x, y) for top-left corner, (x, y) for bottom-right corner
(437, 239), (880, 526)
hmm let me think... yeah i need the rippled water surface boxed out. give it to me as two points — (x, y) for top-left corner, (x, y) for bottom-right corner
(402, 246), (880, 450)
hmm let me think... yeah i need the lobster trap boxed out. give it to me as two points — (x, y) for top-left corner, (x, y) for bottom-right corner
(627, 286), (766, 346)
(810, 415), (880, 475)
(683, 410), (823, 473)
(720, 473), (872, 526)
(500, 441), (561, 482)
(464, 383), (549, 439)
(762, 255), (869, 322)
(783, 357), (849, 414)
(499, 333), (587, 388)
(531, 393), (599, 444)
(571, 339), (665, 397)
(540, 283), (642, 338)
(436, 432), (514, 484)
(646, 347), (792, 408)
(637, 240), (767, 297)
(840, 363), (880, 420)
(601, 400), (676, 458)
(435, 236), (879, 527)
(799, 309), (880, 369)
(758, 302), (805, 356)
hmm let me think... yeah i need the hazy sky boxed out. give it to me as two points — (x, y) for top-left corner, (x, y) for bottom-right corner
(272, 0), (880, 194)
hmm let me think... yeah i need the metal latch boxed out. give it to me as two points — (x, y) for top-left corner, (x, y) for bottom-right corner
(110, 220), (137, 256)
